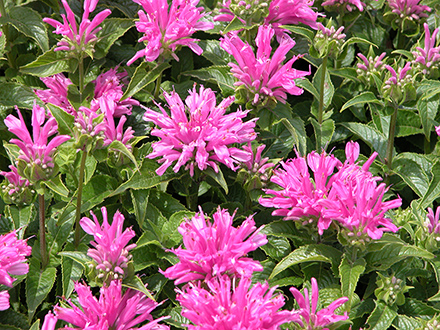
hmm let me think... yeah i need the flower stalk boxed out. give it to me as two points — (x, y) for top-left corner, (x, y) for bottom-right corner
(74, 148), (88, 247)
(39, 193), (48, 269)
(385, 103), (398, 173)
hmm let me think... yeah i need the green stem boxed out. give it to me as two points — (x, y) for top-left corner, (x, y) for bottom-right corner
(385, 103), (398, 173)
(39, 194), (48, 269)
(154, 71), (163, 100)
(74, 149), (88, 247)
(78, 57), (84, 104)
(185, 179), (200, 211)
(316, 55), (329, 151)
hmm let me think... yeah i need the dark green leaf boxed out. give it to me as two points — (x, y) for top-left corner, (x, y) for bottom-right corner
(366, 301), (397, 330)
(1, 6), (49, 51)
(47, 104), (75, 136)
(131, 189), (150, 228)
(26, 258), (57, 320)
(420, 161), (440, 209)
(62, 253), (84, 298)
(81, 174), (118, 212)
(122, 275), (155, 301)
(108, 140), (139, 171)
(417, 93), (440, 141)
(270, 244), (342, 279)
(205, 167), (228, 194)
(339, 255), (366, 310)
(328, 67), (359, 82)
(310, 118), (335, 151)
(94, 18), (134, 59)
(392, 315), (422, 330)
(4, 205), (34, 236)
(312, 63), (334, 110)
(20, 48), (77, 77)
(280, 25), (315, 42)
(199, 40), (234, 66)
(0, 83), (41, 111)
(260, 236), (291, 261)
(393, 154), (430, 197)
(340, 92), (383, 112)
(122, 62), (171, 100)
(184, 65), (236, 96)
(43, 174), (69, 198)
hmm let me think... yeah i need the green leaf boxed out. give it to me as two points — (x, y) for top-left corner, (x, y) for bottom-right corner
(392, 315), (422, 330)
(81, 174), (118, 212)
(4, 205), (34, 236)
(108, 140), (139, 171)
(312, 63), (334, 110)
(269, 244), (342, 279)
(310, 118), (335, 151)
(0, 310), (29, 330)
(342, 36), (378, 50)
(260, 236), (291, 261)
(62, 253), (84, 298)
(20, 48), (77, 77)
(328, 67), (359, 82)
(341, 122), (389, 161)
(122, 62), (171, 100)
(47, 104), (75, 136)
(222, 16), (246, 33)
(131, 189), (150, 229)
(58, 250), (90, 267)
(399, 298), (440, 317)
(0, 83), (41, 111)
(339, 255), (366, 310)
(340, 92), (383, 112)
(43, 174), (69, 198)
(417, 93), (440, 141)
(94, 18), (134, 59)
(366, 301), (397, 330)
(280, 25), (315, 41)
(29, 320), (40, 330)
(393, 154), (430, 197)
(184, 65), (236, 96)
(109, 159), (182, 197)
(162, 210), (194, 248)
(0, 6), (49, 51)
(122, 275), (155, 301)
(205, 167), (228, 194)
(26, 258), (57, 320)
(199, 40), (234, 66)
(295, 78), (319, 100)
(420, 161), (440, 209)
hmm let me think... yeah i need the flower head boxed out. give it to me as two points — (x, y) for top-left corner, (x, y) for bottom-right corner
(426, 207), (440, 236)
(0, 165), (33, 205)
(220, 25), (310, 106)
(214, 0), (271, 27)
(242, 143), (275, 180)
(314, 22), (346, 58)
(128, 0), (214, 65)
(385, 0), (431, 31)
(412, 23), (440, 78)
(264, 0), (319, 34)
(35, 74), (75, 115)
(80, 207), (136, 282)
(176, 275), (293, 330)
(356, 51), (387, 86)
(382, 62), (414, 104)
(0, 230), (32, 287)
(42, 281), (169, 330)
(290, 278), (348, 330)
(144, 85), (257, 176)
(43, 0), (111, 56)
(4, 104), (71, 183)
(162, 207), (267, 284)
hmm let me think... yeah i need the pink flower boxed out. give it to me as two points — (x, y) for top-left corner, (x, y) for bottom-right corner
(242, 143), (275, 178)
(357, 52), (386, 72)
(290, 278), (348, 329)
(214, 0), (270, 26)
(265, 0), (319, 33)
(43, 0), (111, 54)
(42, 281), (169, 330)
(176, 275), (293, 330)
(91, 68), (140, 117)
(80, 207), (136, 281)
(35, 74), (75, 115)
(162, 207), (267, 284)
(144, 85), (257, 176)
(127, 0), (214, 65)
(382, 62), (413, 103)
(387, 0), (431, 21)
(4, 104), (71, 182)
(321, 0), (366, 11)
(259, 150), (342, 235)
(412, 23), (440, 77)
(426, 207), (440, 235)
(0, 291), (10, 311)
(0, 230), (32, 287)
(220, 25), (310, 105)
(0, 165), (33, 205)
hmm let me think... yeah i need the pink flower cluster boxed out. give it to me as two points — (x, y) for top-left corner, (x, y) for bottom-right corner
(220, 25), (310, 105)
(128, 0), (214, 65)
(4, 104), (71, 182)
(80, 207), (136, 281)
(412, 23), (440, 77)
(43, 0), (111, 55)
(144, 84), (257, 176)
(259, 142), (401, 240)
(387, 0), (431, 22)
(162, 207), (267, 284)
(0, 230), (31, 311)
(0, 165), (33, 205)
(321, 0), (366, 12)
(42, 281), (169, 330)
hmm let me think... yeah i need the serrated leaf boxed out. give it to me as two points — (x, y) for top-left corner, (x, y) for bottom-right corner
(420, 161), (440, 209)
(122, 275), (155, 301)
(270, 244), (342, 279)
(4, 205), (34, 236)
(99, 0), (138, 17)
(260, 236), (291, 261)
(58, 250), (90, 267)
(328, 67), (359, 82)
(280, 25), (315, 42)
(310, 118), (335, 151)
(343, 36), (378, 50)
(94, 18), (134, 59)
(43, 174), (69, 197)
(108, 140), (139, 171)
(417, 93), (440, 141)
(313, 63), (334, 110)
(184, 65), (236, 96)
(29, 320), (40, 330)
(108, 159), (182, 197)
(392, 315), (423, 330)
(122, 62), (171, 100)
(295, 78), (319, 100)
(26, 258), (57, 320)
(47, 104), (75, 136)
(20, 48), (77, 77)
(62, 254), (84, 298)
(341, 122), (389, 161)
(199, 39), (234, 66)
(163, 210), (194, 248)
(81, 174), (118, 212)
(0, 6), (49, 51)
(222, 16), (246, 33)
(399, 298), (440, 317)
(340, 92), (383, 112)
(131, 189), (150, 228)
(393, 155), (430, 197)
(0, 83), (41, 111)
(0, 309), (29, 330)
(367, 301), (397, 330)
(339, 255), (366, 310)
(205, 167), (228, 194)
